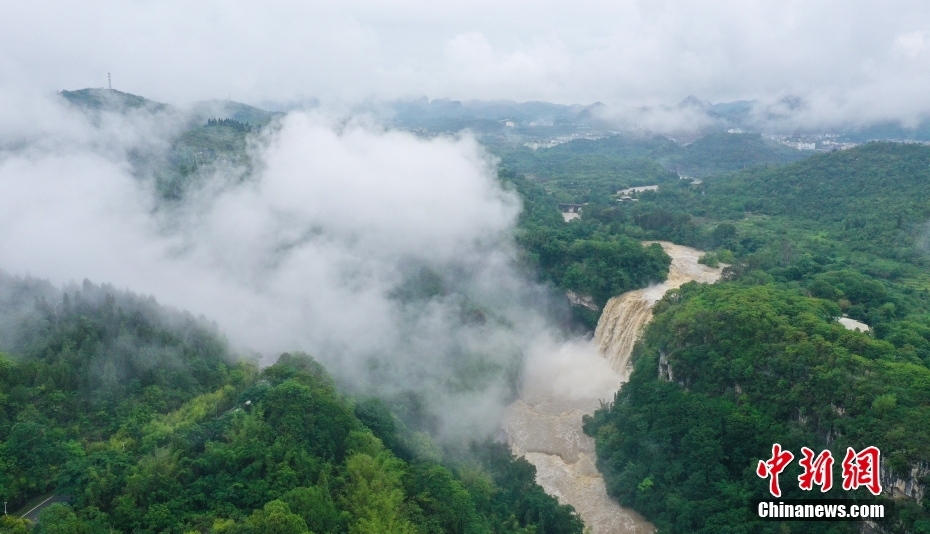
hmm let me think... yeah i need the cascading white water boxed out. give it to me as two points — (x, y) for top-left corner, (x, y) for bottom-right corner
(594, 242), (726, 379)
(504, 242), (724, 534)
(594, 293), (654, 380)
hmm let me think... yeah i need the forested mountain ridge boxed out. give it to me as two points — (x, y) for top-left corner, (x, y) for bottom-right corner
(577, 143), (930, 533)
(0, 272), (585, 533)
(60, 89), (169, 114)
(59, 89), (278, 126)
(706, 142), (930, 263)
(58, 88), (281, 201)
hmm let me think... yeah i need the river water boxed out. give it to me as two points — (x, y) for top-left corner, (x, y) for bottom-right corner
(503, 242), (724, 534)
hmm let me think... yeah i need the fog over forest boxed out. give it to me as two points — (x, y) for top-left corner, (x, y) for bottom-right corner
(3, 3), (930, 533)
(0, 91), (594, 443)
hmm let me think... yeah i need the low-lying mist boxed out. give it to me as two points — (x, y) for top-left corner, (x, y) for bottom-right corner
(0, 89), (572, 443)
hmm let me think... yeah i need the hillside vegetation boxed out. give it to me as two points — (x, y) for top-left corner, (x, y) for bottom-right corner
(492, 132), (811, 207)
(661, 132), (809, 177)
(502, 169), (671, 328)
(575, 143), (930, 533)
(58, 89), (279, 201)
(0, 275), (583, 534)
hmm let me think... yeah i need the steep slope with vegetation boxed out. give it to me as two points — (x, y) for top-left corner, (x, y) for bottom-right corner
(158, 119), (256, 199)
(502, 169), (671, 328)
(585, 283), (930, 533)
(58, 89), (276, 201)
(577, 143), (930, 533)
(0, 275), (583, 534)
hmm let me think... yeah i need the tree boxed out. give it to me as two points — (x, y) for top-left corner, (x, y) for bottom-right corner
(34, 504), (82, 534)
(239, 500), (308, 534)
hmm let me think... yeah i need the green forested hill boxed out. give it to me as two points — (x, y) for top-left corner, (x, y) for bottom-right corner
(58, 89), (276, 201)
(491, 132), (812, 205)
(60, 89), (169, 114)
(704, 142), (930, 261)
(574, 142), (930, 533)
(661, 132), (809, 177)
(585, 283), (930, 533)
(736, 142), (930, 222)
(502, 170), (672, 328)
(633, 142), (930, 262)
(0, 275), (583, 534)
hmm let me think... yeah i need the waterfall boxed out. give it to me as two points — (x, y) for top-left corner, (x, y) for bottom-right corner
(504, 242), (724, 534)
(594, 291), (654, 380)
(594, 242), (726, 380)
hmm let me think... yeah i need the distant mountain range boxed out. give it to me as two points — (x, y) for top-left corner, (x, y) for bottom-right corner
(387, 94), (930, 142)
(57, 88), (930, 143)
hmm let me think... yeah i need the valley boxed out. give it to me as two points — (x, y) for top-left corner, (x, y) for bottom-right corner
(2, 88), (930, 534)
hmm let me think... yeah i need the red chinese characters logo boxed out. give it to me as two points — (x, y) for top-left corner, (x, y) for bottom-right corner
(757, 443), (794, 497)
(757, 445), (882, 497)
(842, 446), (883, 496)
(798, 447), (834, 492)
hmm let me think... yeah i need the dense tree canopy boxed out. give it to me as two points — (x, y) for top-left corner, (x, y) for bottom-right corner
(0, 275), (582, 534)
(568, 143), (930, 533)
(585, 283), (930, 533)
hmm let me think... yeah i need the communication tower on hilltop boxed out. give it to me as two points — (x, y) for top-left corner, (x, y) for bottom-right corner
(108, 73), (112, 90)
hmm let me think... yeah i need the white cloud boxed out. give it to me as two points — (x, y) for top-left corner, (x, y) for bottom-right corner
(895, 31), (927, 57)
(0, 91), (561, 441)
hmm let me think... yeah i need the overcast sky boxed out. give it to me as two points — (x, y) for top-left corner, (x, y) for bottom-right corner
(2, 1), (930, 118)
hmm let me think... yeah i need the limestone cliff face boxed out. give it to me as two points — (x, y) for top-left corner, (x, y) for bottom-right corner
(566, 290), (599, 311)
(865, 464), (929, 534)
(881, 462), (928, 503)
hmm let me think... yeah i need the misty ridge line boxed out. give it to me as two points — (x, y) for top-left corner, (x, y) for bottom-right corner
(0, 88), (582, 444)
